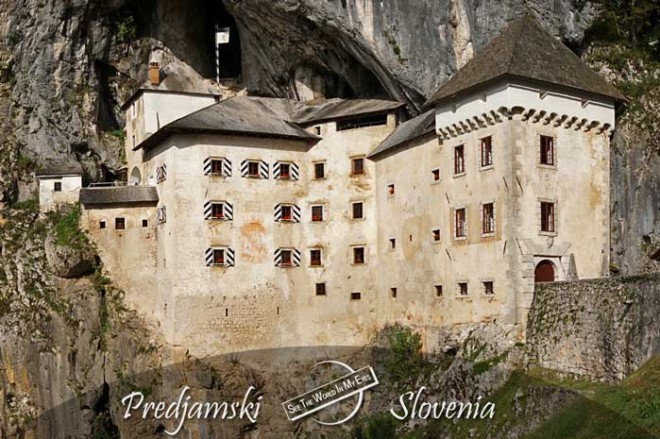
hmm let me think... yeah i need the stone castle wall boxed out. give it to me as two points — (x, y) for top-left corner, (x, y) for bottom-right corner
(527, 273), (660, 381)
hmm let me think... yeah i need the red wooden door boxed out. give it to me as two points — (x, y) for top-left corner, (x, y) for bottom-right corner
(535, 260), (555, 283)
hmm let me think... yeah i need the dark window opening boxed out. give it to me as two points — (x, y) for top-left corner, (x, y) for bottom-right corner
(481, 136), (493, 167)
(247, 161), (260, 177)
(280, 205), (293, 221)
(484, 281), (494, 295)
(316, 283), (327, 296)
(54, 182), (62, 192)
(541, 202), (555, 233)
(115, 218), (126, 230)
(142, 219), (148, 228)
(211, 159), (224, 174)
(432, 169), (440, 181)
(310, 249), (322, 266)
(454, 145), (465, 174)
(455, 208), (466, 238)
(458, 282), (468, 296)
(540, 135), (554, 165)
(337, 114), (387, 131)
(213, 249), (225, 265)
(435, 285), (443, 297)
(278, 163), (291, 179)
(387, 184), (395, 195)
(433, 229), (441, 242)
(314, 162), (325, 179)
(351, 292), (361, 301)
(280, 250), (293, 267)
(352, 202), (364, 219)
(390, 287), (397, 298)
(351, 158), (365, 175)
(212, 203), (225, 219)
(389, 238), (396, 249)
(312, 206), (324, 222)
(99, 220), (106, 229)
(353, 247), (365, 264)
(482, 203), (495, 234)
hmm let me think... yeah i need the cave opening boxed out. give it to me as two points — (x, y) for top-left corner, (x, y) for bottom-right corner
(212, 1), (242, 80)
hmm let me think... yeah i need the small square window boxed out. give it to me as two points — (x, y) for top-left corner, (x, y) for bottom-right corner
(312, 205), (324, 222)
(432, 229), (441, 242)
(353, 247), (365, 264)
(278, 163), (291, 179)
(351, 158), (365, 175)
(541, 202), (556, 233)
(390, 287), (398, 298)
(455, 208), (467, 238)
(480, 136), (493, 167)
(280, 205), (293, 221)
(310, 249), (322, 267)
(213, 249), (225, 265)
(432, 169), (440, 181)
(387, 184), (395, 195)
(483, 281), (494, 295)
(352, 202), (364, 219)
(482, 203), (495, 234)
(212, 203), (225, 219)
(315, 283), (326, 296)
(53, 182), (62, 192)
(351, 292), (361, 301)
(389, 238), (396, 250)
(99, 220), (106, 229)
(247, 161), (260, 177)
(458, 282), (468, 296)
(540, 135), (554, 166)
(314, 162), (325, 179)
(435, 285), (443, 297)
(280, 250), (293, 267)
(115, 218), (126, 230)
(454, 145), (465, 174)
(142, 219), (148, 228)
(314, 126), (322, 136)
(210, 159), (224, 174)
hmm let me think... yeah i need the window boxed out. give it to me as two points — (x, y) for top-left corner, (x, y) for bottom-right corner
(390, 287), (398, 298)
(205, 157), (231, 177)
(432, 169), (440, 181)
(314, 162), (325, 179)
(458, 282), (468, 296)
(480, 136), (493, 167)
(389, 238), (396, 250)
(280, 250), (293, 267)
(314, 126), (322, 136)
(53, 182), (62, 192)
(483, 281), (494, 295)
(275, 204), (300, 222)
(311, 205), (324, 222)
(351, 158), (365, 175)
(212, 203), (225, 220)
(205, 247), (235, 267)
(541, 202), (556, 233)
(205, 202), (233, 221)
(353, 247), (365, 264)
(281, 205), (293, 221)
(213, 249), (225, 265)
(351, 292), (362, 301)
(455, 208), (466, 238)
(432, 229), (441, 242)
(482, 203), (495, 235)
(387, 184), (395, 196)
(131, 102), (136, 118)
(142, 219), (148, 228)
(156, 164), (167, 183)
(435, 285), (443, 297)
(115, 218), (126, 230)
(540, 135), (554, 165)
(278, 163), (291, 179)
(248, 161), (260, 177)
(316, 283), (326, 296)
(352, 202), (364, 219)
(99, 220), (106, 229)
(275, 248), (300, 267)
(454, 145), (465, 174)
(310, 249), (322, 267)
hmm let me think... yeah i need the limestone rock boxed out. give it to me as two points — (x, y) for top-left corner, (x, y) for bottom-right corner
(44, 234), (98, 278)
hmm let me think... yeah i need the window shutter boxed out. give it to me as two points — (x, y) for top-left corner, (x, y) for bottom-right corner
(273, 162), (281, 180)
(274, 248), (301, 267)
(205, 248), (215, 266)
(240, 160), (249, 177)
(157, 206), (167, 224)
(274, 204), (282, 222)
(223, 202), (233, 220)
(156, 164), (167, 183)
(259, 161), (269, 179)
(293, 249), (301, 266)
(292, 205), (301, 222)
(291, 163), (300, 180)
(204, 202), (212, 220)
(222, 159), (232, 177)
(204, 158), (212, 176)
(274, 248), (282, 266)
(225, 248), (235, 266)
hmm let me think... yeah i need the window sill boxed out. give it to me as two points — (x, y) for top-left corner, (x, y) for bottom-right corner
(455, 295), (472, 301)
(351, 263), (366, 266)
(537, 164), (557, 170)
(479, 165), (494, 172)
(309, 264), (323, 268)
(453, 172), (466, 178)
(208, 218), (229, 221)
(454, 236), (467, 241)
(481, 232), (496, 238)
(432, 239), (442, 245)
(351, 217), (366, 221)
(539, 231), (558, 237)
(431, 180), (441, 186)
(278, 264), (296, 269)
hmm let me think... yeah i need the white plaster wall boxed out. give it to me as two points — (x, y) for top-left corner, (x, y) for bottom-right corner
(38, 176), (82, 213)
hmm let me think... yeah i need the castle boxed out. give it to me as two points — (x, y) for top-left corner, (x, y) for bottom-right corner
(38, 15), (623, 356)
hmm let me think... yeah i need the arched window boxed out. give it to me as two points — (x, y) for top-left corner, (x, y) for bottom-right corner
(129, 167), (142, 185)
(534, 260), (555, 283)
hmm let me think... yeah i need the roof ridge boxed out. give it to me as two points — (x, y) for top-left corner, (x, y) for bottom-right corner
(505, 15), (529, 73)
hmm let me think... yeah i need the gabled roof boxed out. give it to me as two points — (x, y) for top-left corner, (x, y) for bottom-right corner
(425, 14), (624, 107)
(368, 110), (435, 159)
(36, 162), (83, 177)
(135, 96), (404, 152)
(79, 186), (159, 205)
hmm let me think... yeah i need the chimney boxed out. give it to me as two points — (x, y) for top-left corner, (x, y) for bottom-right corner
(148, 61), (161, 86)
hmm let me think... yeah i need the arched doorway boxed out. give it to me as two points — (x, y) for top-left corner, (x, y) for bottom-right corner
(129, 167), (141, 185)
(534, 260), (555, 283)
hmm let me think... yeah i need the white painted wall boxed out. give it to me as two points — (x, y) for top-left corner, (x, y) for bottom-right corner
(38, 175), (82, 213)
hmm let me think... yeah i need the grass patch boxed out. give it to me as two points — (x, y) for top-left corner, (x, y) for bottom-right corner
(52, 204), (89, 249)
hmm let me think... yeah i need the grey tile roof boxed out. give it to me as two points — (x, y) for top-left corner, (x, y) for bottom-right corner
(292, 99), (404, 125)
(36, 162), (83, 177)
(79, 186), (159, 205)
(425, 14), (624, 107)
(136, 96), (403, 151)
(368, 110), (436, 159)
